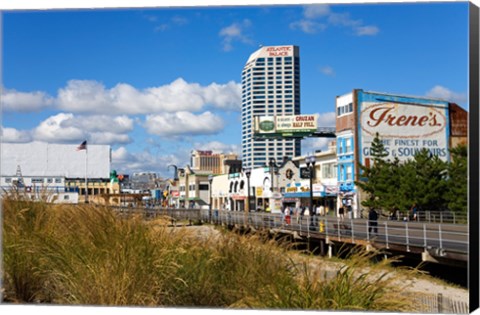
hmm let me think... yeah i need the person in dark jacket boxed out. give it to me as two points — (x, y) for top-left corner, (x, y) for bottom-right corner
(368, 208), (378, 237)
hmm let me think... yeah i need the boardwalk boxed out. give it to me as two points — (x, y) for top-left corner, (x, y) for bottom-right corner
(117, 207), (468, 267)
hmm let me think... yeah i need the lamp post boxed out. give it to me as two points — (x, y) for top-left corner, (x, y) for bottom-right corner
(244, 168), (251, 212)
(268, 158), (278, 193)
(208, 174), (213, 223)
(305, 154), (316, 216)
(168, 164), (179, 208)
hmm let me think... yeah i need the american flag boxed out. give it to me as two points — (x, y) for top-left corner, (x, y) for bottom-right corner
(76, 140), (87, 151)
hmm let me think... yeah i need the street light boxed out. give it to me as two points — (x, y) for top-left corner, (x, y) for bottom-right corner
(268, 158), (278, 192)
(244, 168), (251, 212)
(208, 174), (213, 223)
(168, 164), (178, 208)
(305, 154), (316, 217)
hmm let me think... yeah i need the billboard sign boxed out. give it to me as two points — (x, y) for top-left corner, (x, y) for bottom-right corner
(358, 92), (450, 163)
(254, 115), (318, 138)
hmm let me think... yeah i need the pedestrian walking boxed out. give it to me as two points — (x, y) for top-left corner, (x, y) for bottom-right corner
(295, 207), (300, 224)
(410, 203), (418, 221)
(368, 208), (378, 237)
(338, 206), (345, 221)
(318, 204), (325, 216)
(284, 206), (291, 226)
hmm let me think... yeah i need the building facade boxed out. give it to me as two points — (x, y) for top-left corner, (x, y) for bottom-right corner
(290, 142), (338, 213)
(175, 166), (211, 208)
(335, 89), (468, 218)
(241, 45), (301, 169)
(190, 149), (238, 174)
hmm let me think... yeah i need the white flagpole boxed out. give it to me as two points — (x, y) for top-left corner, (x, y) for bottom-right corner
(85, 144), (89, 203)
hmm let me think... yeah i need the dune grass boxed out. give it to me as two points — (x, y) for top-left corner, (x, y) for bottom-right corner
(2, 197), (417, 311)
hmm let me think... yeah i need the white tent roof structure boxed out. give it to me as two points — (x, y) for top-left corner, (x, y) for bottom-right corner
(1, 142), (111, 178)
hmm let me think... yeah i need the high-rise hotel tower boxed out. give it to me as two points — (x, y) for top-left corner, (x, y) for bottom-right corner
(241, 45), (301, 169)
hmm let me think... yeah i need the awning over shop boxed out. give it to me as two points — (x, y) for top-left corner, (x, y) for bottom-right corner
(283, 192), (310, 198)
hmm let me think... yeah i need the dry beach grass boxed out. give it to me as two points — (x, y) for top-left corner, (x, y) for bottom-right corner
(2, 198), (467, 311)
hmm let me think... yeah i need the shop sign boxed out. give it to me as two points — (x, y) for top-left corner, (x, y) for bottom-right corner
(300, 167), (311, 179)
(256, 187), (264, 197)
(232, 194), (246, 200)
(312, 184), (323, 192)
(360, 98), (449, 162)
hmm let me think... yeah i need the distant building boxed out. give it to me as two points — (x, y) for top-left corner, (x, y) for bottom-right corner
(1, 141), (112, 203)
(190, 149), (238, 174)
(241, 45), (301, 169)
(175, 166), (211, 208)
(335, 89), (468, 218)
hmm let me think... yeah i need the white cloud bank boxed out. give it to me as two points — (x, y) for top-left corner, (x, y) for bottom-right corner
(1, 88), (54, 112)
(1, 77), (241, 145)
(2, 78), (240, 115)
(144, 111), (225, 136)
(25, 113), (134, 145)
(1, 127), (32, 143)
(56, 78), (241, 114)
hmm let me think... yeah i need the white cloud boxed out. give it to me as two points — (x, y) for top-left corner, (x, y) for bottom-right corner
(425, 85), (467, 105)
(1, 127), (32, 143)
(219, 19), (254, 51)
(316, 112), (336, 127)
(146, 14), (188, 32)
(1, 88), (54, 112)
(89, 132), (132, 145)
(327, 12), (360, 27)
(292, 5), (379, 37)
(301, 138), (332, 156)
(289, 20), (327, 34)
(56, 78), (241, 114)
(354, 25), (379, 36)
(30, 113), (133, 145)
(203, 81), (242, 111)
(60, 115), (134, 134)
(32, 113), (86, 143)
(144, 111), (225, 137)
(304, 4), (331, 19)
(111, 146), (183, 175)
(319, 66), (335, 76)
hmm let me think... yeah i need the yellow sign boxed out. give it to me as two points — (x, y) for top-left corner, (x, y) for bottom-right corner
(256, 187), (263, 197)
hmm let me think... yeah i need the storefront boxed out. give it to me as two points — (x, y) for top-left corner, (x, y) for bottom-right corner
(283, 181), (338, 215)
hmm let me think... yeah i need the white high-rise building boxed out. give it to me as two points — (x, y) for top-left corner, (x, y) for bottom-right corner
(241, 45), (301, 169)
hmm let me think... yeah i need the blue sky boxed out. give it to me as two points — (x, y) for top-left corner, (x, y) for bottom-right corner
(1, 1), (470, 177)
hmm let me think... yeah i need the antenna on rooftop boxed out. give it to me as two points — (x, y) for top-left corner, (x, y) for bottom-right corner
(14, 165), (25, 189)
